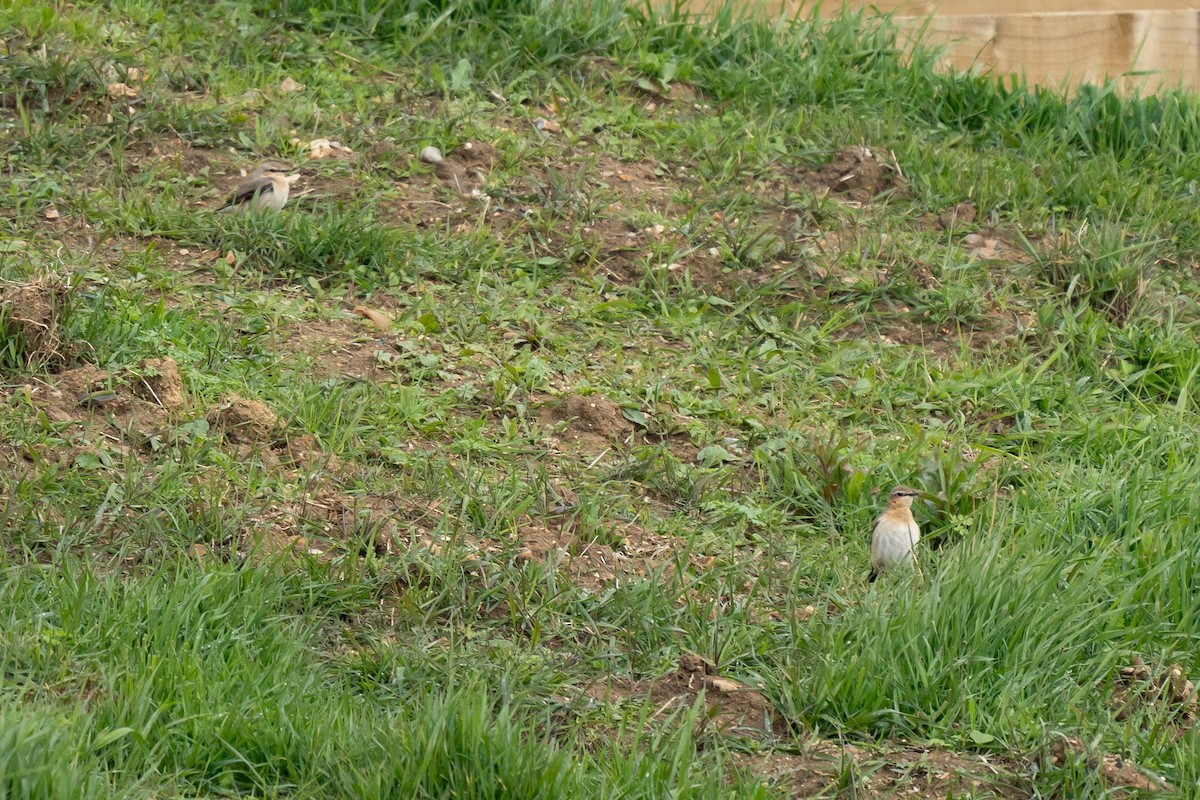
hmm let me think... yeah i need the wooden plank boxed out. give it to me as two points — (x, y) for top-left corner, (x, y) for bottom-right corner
(881, 0), (1200, 17)
(896, 11), (1200, 91)
(677, 0), (1200, 19)
(671, 2), (1200, 91)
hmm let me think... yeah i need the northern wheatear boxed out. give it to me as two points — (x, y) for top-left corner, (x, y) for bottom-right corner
(869, 485), (922, 581)
(216, 161), (297, 212)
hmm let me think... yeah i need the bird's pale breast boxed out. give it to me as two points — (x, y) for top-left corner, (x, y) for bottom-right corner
(870, 508), (920, 571)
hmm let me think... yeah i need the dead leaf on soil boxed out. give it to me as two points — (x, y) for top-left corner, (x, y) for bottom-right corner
(354, 305), (392, 330)
(106, 82), (139, 99)
(279, 76), (304, 93)
(306, 138), (354, 160)
(963, 233), (1003, 260)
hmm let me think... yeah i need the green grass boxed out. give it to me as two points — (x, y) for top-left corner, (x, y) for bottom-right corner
(3, 0), (1200, 796)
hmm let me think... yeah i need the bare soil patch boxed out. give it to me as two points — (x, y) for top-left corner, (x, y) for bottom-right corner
(936, 201), (978, 232)
(431, 140), (497, 195)
(589, 654), (782, 740)
(239, 486), (401, 561)
(808, 145), (906, 204)
(275, 315), (389, 381)
(516, 517), (676, 591)
(35, 362), (171, 433)
(735, 743), (1028, 799)
(540, 393), (634, 454)
(576, 216), (647, 283)
(208, 393), (283, 444)
(589, 154), (675, 204)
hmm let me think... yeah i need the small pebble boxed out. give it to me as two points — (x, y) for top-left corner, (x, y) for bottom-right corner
(419, 146), (444, 164)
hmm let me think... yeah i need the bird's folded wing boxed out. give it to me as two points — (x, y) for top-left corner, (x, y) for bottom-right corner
(223, 176), (276, 207)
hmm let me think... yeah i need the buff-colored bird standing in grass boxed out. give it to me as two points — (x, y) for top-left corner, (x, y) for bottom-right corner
(216, 161), (298, 212)
(869, 485), (922, 581)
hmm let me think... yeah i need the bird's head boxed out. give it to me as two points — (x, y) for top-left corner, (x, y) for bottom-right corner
(887, 484), (921, 509)
(251, 160), (293, 177)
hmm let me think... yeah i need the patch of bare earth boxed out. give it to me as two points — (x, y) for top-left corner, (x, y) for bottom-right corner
(206, 393), (338, 474)
(386, 140), (502, 229)
(589, 154), (677, 206)
(274, 315), (390, 381)
(540, 393), (634, 456)
(735, 744), (1027, 799)
(576, 216), (648, 283)
(515, 517), (677, 591)
(236, 487), (406, 562)
(807, 144), (907, 205)
(20, 360), (178, 445)
(589, 654), (782, 741)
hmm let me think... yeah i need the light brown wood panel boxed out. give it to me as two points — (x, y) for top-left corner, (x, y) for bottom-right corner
(678, 0), (1200, 19)
(673, 2), (1200, 91)
(897, 11), (1200, 91)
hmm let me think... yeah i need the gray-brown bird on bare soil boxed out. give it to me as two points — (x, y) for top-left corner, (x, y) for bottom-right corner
(869, 485), (922, 581)
(216, 162), (297, 212)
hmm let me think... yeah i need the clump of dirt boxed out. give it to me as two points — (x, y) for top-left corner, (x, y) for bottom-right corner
(936, 201), (978, 231)
(6, 363), (180, 478)
(133, 357), (186, 411)
(0, 275), (72, 372)
(540, 393), (633, 453)
(516, 518), (676, 590)
(810, 145), (905, 204)
(433, 141), (497, 193)
(208, 394), (282, 444)
(1045, 735), (1172, 795)
(589, 654), (781, 740)
(1107, 656), (1197, 728)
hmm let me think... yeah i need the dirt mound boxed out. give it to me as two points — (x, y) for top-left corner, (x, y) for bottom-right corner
(936, 201), (978, 231)
(541, 393), (633, 453)
(132, 357), (186, 411)
(0, 275), (71, 371)
(1107, 656), (1197, 730)
(589, 654), (781, 740)
(433, 140), (497, 193)
(208, 394), (282, 444)
(811, 145), (905, 204)
(1045, 734), (1172, 795)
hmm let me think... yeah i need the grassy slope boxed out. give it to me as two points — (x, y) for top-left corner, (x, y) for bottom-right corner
(3, 0), (1200, 796)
